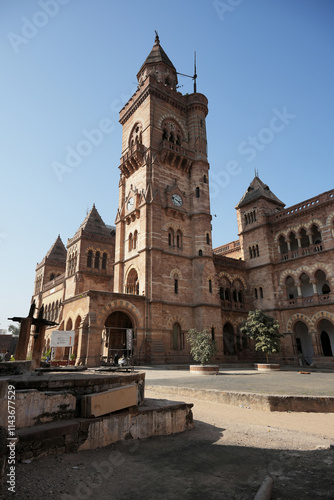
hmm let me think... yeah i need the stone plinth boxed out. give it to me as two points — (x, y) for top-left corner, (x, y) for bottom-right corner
(189, 365), (219, 375)
(255, 364), (280, 371)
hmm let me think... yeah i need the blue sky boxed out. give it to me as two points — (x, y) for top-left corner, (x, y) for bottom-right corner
(1, 0), (333, 330)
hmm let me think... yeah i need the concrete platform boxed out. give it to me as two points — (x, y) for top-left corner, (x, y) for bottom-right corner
(141, 365), (334, 412)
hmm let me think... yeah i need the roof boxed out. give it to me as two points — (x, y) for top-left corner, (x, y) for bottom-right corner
(70, 204), (112, 240)
(236, 176), (285, 209)
(137, 33), (176, 76)
(45, 235), (67, 263)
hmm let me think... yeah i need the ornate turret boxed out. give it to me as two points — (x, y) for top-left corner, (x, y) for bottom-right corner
(136, 32), (178, 90)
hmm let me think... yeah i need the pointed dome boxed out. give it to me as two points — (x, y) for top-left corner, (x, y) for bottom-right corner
(236, 175), (285, 209)
(45, 235), (67, 263)
(70, 205), (112, 241)
(137, 33), (178, 88)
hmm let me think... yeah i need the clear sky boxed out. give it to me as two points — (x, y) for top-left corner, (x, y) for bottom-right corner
(1, 0), (333, 330)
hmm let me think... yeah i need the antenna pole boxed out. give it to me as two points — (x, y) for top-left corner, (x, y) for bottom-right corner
(193, 51), (197, 93)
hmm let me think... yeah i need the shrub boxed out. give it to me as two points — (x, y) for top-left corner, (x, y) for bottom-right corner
(186, 329), (218, 365)
(241, 310), (283, 364)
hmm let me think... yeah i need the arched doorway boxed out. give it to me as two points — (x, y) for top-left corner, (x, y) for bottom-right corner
(293, 321), (313, 365)
(318, 319), (334, 357)
(104, 311), (133, 363)
(223, 323), (235, 355)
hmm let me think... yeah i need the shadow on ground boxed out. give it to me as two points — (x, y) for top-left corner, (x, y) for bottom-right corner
(5, 419), (334, 500)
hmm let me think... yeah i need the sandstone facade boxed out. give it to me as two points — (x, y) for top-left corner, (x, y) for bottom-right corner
(27, 36), (334, 367)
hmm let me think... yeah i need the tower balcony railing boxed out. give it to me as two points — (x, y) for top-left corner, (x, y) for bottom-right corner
(42, 272), (65, 292)
(278, 243), (323, 263)
(159, 140), (196, 172)
(119, 142), (146, 178)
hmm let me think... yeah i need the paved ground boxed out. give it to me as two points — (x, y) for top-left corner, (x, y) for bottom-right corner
(142, 365), (334, 396)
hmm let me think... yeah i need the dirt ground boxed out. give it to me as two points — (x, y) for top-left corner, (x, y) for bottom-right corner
(3, 389), (334, 500)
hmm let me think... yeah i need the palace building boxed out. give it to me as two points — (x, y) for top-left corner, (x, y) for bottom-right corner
(29, 36), (334, 367)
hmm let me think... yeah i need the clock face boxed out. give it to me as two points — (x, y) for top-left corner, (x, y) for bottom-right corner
(171, 194), (183, 207)
(127, 197), (134, 210)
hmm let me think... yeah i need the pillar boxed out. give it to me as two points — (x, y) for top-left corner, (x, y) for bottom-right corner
(31, 325), (47, 370)
(310, 330), (321, 356)
(85, 324), (104, 367)
(14, 317), (33, 361)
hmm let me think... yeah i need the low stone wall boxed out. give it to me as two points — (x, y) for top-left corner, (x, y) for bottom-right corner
(0, 390), (77, 429)
(148, 386), (334, 413)
(16, 399), (194, 461)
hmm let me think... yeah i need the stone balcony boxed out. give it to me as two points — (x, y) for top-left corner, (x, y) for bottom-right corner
(281, 292), (333, 308)
(119, 142), (146, 178)
(159, 140), (195, 172)
(278, 243), (323, 263)
(220, 299), (246, 311)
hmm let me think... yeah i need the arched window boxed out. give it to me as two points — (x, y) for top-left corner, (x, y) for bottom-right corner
(300, 272), (312, 297)
(94, 251), (100, 269)
(198, 249), (203, 256)
(195, 187), (200, 198)
(233, 290), (237, 302)
(126, 269), (139, 295)
(128, 233), (133, 251)
(50, 273), (55, 281)
(259, 287), (263, 299)
(203, 174), (207, 184)
(176, 230), (182, 249)
(102, 252), (107, 270)
(169, 131), (175, 143)
(238, 290), (243, 303)
(211, 327), (215, 340)
(168, 228), (174, 247)
(286, 276), (297, 299)
(133, 230), (138, 250)
(206, 233), (210, 244)
(209, 279), (212, 293)
(172, 323), (184, 350)
(225, 287), (230, 301)
(87, 250), (93, 268)
(174, 278), (178, 294)
(279, 235), (288, 254)
(299, 228), (309, 248)
(311, 224), (322, 244)
(315, 269), (330, 295)
(254, 288), (258, 299)
(289, 232), (298, 252)
(129, 123), (143, 147)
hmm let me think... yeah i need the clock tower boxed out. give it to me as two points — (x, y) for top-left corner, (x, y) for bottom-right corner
(114, 34), (222, 361)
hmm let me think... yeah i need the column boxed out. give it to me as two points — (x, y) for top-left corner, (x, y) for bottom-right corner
(85, 324), (104, 367)
(310, 330), (321, 356)
(14, 317), (33, 361)
(31, 325), (47, 370)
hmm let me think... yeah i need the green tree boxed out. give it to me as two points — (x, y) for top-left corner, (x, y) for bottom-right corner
(241, 310), (283, 364)
(8, 324), (20, 337)
(186, 329), (218, 365)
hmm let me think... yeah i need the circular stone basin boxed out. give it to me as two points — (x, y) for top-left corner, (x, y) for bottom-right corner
(189, 365), (219, 375)
(255, 363), (280, 371)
